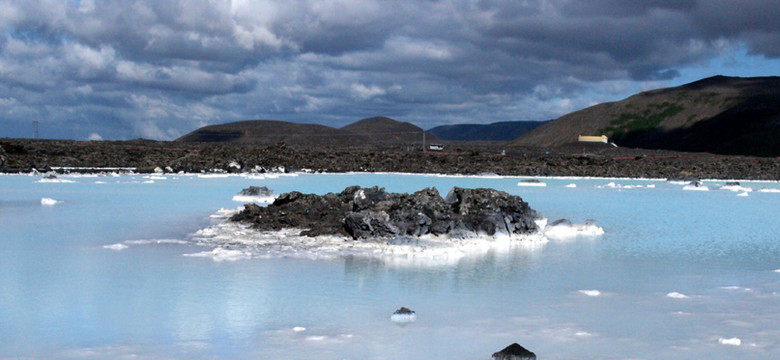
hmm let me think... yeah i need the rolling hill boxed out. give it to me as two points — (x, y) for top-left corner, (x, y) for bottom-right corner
(428, 121), (548, 141)
(176, 117), (434, 146)
(511, 76), (780, 157)
(340, 116), (437, 144)
(175, 120), (364, 146)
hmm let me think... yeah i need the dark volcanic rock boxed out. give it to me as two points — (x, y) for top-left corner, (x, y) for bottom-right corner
(236, 185), (274, 197)
(393, 307), (415, 315)
(492, 343), (537, 360)
(229, 186), (541, 240)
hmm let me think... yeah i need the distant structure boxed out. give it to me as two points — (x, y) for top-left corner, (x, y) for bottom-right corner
(578, 135), (608, 143)
(32, 121), (39, 139)
(428, 144), (444, 151)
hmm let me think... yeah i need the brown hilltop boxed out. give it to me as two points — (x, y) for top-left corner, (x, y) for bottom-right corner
(341, 116), (438, 144)
(511, 76), (780, 157)
(176, 117), (436, 147)
(175, 119), (363, 146)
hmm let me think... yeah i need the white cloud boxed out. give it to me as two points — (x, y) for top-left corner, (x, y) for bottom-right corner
(351, 83), (386, 99)
(0, 0), (779, 139)
(87, 132), (103, 141)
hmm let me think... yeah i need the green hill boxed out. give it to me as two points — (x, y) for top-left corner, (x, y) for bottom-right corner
(511, 76), (780, 156)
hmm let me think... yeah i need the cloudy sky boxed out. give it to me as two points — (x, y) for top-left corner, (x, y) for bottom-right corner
(1, 0), (779, 140)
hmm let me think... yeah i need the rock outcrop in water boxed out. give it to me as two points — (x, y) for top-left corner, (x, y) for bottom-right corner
(236, 186), (274, 197)
(491, 343), (537, 360)
(229, 186), (541, 239)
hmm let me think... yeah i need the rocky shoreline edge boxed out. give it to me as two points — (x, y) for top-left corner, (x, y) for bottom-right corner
(1, 139), (779, 180)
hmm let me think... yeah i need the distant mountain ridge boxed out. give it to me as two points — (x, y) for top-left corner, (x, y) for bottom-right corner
(511, 75), (780, 157)
(176, 116), (436, 146)
(428, 121), (549, 141)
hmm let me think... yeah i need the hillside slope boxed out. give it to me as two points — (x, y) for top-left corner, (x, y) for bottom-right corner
(428, 121), (548, 141)
(511, 76), (780, 156)
(176, 120), (367, 146)
(176, 117), (433, 147)
(341, 116), (437, 144)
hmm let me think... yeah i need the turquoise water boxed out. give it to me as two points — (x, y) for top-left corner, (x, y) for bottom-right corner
(1, 173), (779, 359)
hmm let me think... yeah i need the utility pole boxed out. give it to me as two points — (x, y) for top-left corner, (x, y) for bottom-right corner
(32, 121), (39, 139)
(422, 130), (426, 152)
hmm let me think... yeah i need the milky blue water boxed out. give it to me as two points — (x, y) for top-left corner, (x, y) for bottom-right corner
(1, 173), (779, 359)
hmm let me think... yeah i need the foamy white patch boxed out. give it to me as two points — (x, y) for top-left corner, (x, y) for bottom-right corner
(736, 191), (749, 197)
(758, 188), (780, 193)
(517, 180), (547, 187)
(103, 243), (128, 251)
(189, 222), (547, 267)
(183, 247), (252, 262)
(149, 176), (167, 180)
(232, 195), (277, 204)
(38, 178), (75, 183)
(774, 269), (780, 273)
(579, 290), (601, 297)
(666, 292), (690, 299)
(574, 331), (594, 337)
(94, 181), (107, 184)
(683, 184), (709, 191)
(143, 180), (154, 184)
(543, 220), (604, 240)
(390, 313), (417, 324)
(197, 174), (230, 178)
(124, 239), (188, 245)
(40, 197), (61, 205)
(565, 183), (577, 188)
(718, 286), (752, 292)
(718, 337), (741, 346)
(210, 207), (244, 218)
(596, 182), (655, 189)
(293, 327), (306, 332)
(721, 184), (752, 192)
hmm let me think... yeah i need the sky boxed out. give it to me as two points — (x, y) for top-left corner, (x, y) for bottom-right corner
(1, 0), (779, 141)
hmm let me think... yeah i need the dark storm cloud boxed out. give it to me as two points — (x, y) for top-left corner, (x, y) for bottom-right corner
(0, 0), (778, 140)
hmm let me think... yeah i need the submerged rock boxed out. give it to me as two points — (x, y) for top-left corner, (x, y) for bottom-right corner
(491, 343), (536, 360)
(229, 186), (542, 240)
(390, 307), (417, 324)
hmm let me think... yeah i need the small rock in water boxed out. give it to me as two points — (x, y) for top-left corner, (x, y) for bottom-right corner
(492, 343), (536, 360)
(390, 307), (417, 324)
(237, 186), (274, 197)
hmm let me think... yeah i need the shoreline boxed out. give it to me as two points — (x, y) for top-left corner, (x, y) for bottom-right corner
(4, 168), (780, 184)
(2, 138), (779, 180)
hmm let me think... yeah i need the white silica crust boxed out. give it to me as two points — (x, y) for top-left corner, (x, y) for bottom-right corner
(189, 213), (550, 267)
(666, 292), (690, 299)
(232, 195), (278, 203)
(103, 243), (128, 251)
(543, 220), (604, 240)
(390, 313), (417, 323)
(579, 290), (601, 297)
(40, 197), (61, 205)
(718, 337), (741, 346)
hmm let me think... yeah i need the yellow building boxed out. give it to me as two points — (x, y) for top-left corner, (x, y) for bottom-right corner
(578, 135), (608, 143)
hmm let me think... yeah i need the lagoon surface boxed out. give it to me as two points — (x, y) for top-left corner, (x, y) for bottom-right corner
(1, 173), (779, 359)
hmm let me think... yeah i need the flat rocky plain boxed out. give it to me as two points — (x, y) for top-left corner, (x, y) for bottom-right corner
(1, 138), (778, 180)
